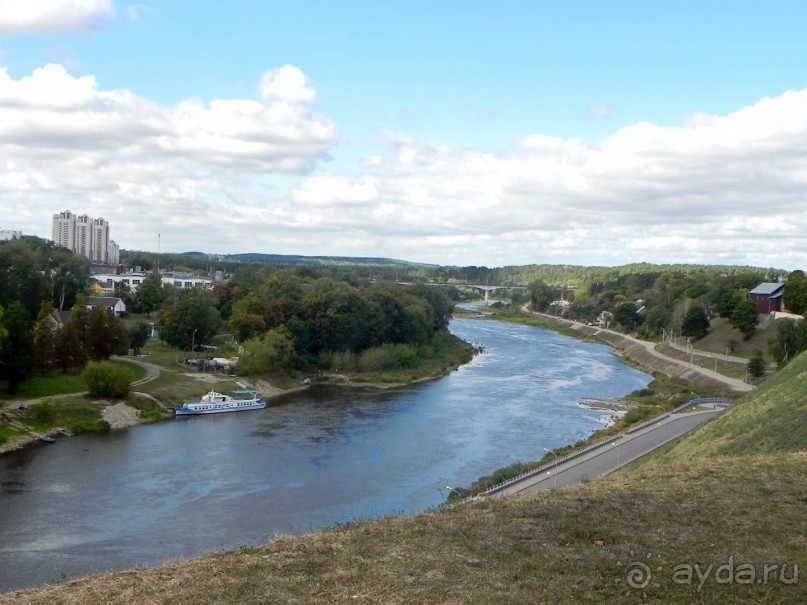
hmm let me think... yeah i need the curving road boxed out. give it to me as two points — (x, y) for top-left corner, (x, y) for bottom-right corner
(485, 408), (722, 497)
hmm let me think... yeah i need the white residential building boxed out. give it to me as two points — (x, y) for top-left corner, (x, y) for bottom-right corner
(108, 239), (120, 265)
(51, 210), (113, 263)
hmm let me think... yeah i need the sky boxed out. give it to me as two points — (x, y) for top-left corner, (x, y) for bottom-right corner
(1, 1), (807, 270)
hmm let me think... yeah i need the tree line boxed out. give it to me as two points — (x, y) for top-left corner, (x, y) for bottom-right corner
(526, 267), (807, 369)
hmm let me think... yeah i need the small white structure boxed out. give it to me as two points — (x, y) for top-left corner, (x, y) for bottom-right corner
(87, 296), (127, 316)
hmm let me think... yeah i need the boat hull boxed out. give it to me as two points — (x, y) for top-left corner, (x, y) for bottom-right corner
(175, 401), (267, 415)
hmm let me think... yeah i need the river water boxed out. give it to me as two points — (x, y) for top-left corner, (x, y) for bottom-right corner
(0, 316), (651, 593)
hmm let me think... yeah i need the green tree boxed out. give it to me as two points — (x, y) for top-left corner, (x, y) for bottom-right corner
(57, 294), (91, 372)
(158, 289), (221, 349)
(82, 361), (133, 398)
(714, 286), (741, 318)
(681, 305), (710, 339)
(128, 320), (151, 356)
(767, 319), (807, 368)
(730, 299), (759, 339)
(612, 303), (642, 333)
(33, 301), (59, 376)
(239, 326), (296, 375)
(747, 351), (767, 378)
(528, 279), (555, 312)
(0, 301), (35, 393)
(87, 307), (129, 361)
(782, 273), (807, 315)
(133, 272), (164, 314)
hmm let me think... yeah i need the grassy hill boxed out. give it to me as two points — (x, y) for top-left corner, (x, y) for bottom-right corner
(3, 347), (805, 604)
(640, 347), (807, 465)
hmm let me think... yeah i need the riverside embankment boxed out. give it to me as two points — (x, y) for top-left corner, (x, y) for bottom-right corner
(523, 309), (752, 392)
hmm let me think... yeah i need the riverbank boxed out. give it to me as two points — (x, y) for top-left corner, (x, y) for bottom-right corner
(512, 306), (752, 392)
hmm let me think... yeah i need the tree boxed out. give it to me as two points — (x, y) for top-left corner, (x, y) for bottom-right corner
(128, 320), (151, 356)
(132, 272), (164, 314)
(87, 307), (129, 361)
(612, 303), (642, 333)
(239, 326), (296, 375)
(747, 351), (767, 378)
(0, 301), (34, 393)
(782, 273), (807, 315)
(57, 294), (91, 372)
(681, 305), (710, 339)
(767, 319), (807, 368)
(157, 289), (221, 349)
(730, 299), (759, 339)
(33, 301), (59, 376)
(528, 279), (555, 312)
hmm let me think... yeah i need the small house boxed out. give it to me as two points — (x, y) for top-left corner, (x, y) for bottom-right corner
(87, 296), (127, 317)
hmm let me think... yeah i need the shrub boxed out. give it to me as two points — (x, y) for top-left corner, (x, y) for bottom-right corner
(82, 361), (133, 399)
(30, 402), (54, 425)
(358, 347), (392, 372)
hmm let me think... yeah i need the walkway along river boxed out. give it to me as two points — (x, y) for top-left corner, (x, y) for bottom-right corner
(0, 317), (652, 593)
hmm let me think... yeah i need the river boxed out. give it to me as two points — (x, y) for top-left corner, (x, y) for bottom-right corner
(0, 316), (651, 593)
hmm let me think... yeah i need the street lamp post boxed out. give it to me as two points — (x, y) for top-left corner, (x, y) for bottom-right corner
(445, 486), (463, 499)
(191, 329), (197, 353)
(612, 442), (620, 470)
(543, 447), (559, 488)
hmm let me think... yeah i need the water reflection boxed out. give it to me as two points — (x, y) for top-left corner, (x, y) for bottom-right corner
(0, 317), (650, 592)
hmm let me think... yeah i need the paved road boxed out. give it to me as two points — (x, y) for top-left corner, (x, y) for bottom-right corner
(485, 409), (721, 497)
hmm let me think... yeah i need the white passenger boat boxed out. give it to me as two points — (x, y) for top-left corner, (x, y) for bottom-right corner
(174, 390), (267, 415)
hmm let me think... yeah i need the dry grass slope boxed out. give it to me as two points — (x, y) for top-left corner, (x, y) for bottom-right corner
(2, 453), (804, 605)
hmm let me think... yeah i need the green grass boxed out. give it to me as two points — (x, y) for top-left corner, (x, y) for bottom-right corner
(637, 347), (807, 467)
(0, 360), (145, 402)
(684, 316), (778, 360)
(16, 399), (109, 434)
(0, 425), (26, 446)
(0, 373), (86, 400)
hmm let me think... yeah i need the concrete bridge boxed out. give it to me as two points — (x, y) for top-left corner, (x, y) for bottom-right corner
(396, 281), (526, 303)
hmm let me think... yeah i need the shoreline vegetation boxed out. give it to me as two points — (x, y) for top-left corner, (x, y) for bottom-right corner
(1, 302), (731, 460)
(0, 332), (477, 455)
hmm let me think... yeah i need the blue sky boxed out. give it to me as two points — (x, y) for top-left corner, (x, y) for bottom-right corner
(1, 1), (807, 269)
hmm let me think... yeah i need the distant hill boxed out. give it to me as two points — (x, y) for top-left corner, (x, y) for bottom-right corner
(221, 252), (435, 269)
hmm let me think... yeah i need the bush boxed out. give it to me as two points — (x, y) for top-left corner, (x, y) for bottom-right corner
(82, 361), (133, 399)
(30, 402), (54, 425)
(358, 347), (392, 372)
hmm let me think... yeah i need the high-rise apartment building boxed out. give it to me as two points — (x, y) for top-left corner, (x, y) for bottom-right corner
(51, 210), (116, 264)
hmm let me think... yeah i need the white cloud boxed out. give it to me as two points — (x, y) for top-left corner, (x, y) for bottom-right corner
(259, 65), (317, 105)
(0, 63), (336, 169)
(3, 66), (807, 270)
(0, 0), (115, 35)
